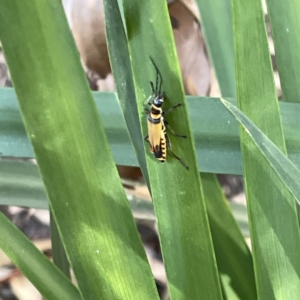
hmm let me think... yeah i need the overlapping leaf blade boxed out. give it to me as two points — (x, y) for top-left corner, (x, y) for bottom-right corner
(222, 98), (300, 208)
(0, 0), (157, 299)
(232, 0), (300, 298)
(265, 0), (300, 103)
(121, 0), (222, 299)
(194, 1), (256, 297)
(196, 0), (235, 97)
(0, 212), (81, 300)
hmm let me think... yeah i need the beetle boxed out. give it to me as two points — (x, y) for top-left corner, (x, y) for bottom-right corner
(144, 57), (188, 170)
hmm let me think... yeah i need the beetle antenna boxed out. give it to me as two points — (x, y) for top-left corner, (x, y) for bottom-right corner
(149, 56), (163, 96)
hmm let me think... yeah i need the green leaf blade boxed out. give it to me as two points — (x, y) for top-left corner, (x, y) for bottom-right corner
(221, 99), (300, 205)
(265, 0), (300, 103)
(103, 0), (150, 186)
(195, 0), (236, 97)
(0, 1), (157, 299)
(122, 1), (222, 299)
(3, 90), (300, 176)
(202, 173), (257, 300)
(0, 212), (82, 300)
(232, 0), (300, 298)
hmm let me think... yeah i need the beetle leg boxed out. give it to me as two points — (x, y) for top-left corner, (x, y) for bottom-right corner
(164, 103), (182, 116)
(168, 149), (189, 170)
(164, 120), (187, 138)
(165, 134), (189, 169)
(165, 133), (171, 148)
(144, 94), (153, 106)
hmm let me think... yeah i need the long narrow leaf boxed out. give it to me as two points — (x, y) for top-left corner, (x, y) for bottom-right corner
(232, 1), (300, 297)
(0, 1), (157, 299)
(0, 212), (81, 300)
(221, 98), (300, 207)
(195, 0), (235, 97)
(50, 211), (70, 278)
(265, 0), (300, 103)
(2, 90), (300, 175)
(122, 1), (222, 299)
(104, 0), (150, 186)
(195, 3), (256, 298)
(202, 173), (257, 300)
(0, 160), (48, 209)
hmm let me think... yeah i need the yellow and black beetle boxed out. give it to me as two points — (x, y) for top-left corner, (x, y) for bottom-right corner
(144, 57), (189, 170)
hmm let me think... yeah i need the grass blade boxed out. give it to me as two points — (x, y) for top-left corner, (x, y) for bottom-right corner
(195, 0), (235, 97)
(265, 0), (300, 102)
(232, 0), (300, 296)
(104, 0), (149, 186)
(194, 4), (257, 297)
(122, 1), (222, 299)
(221, 98), (300, 206)
(0, 1), (158, 298)
(0, 160), (48, 209)
(50, 211), (70, 278)
(0, 212), (81, 300)
(202, 173), (257, 300)
(2, 90), (300, 175)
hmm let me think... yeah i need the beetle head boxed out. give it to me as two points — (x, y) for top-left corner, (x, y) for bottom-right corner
(153, 95), (164, 107)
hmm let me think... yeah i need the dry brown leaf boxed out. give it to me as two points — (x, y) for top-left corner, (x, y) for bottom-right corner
(169, 0), (211, 96)
(64, 0), (211, 95)
(10, 274), (42, 300)
(0, 48), (11, 87)
(66, 0), (111, 78)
